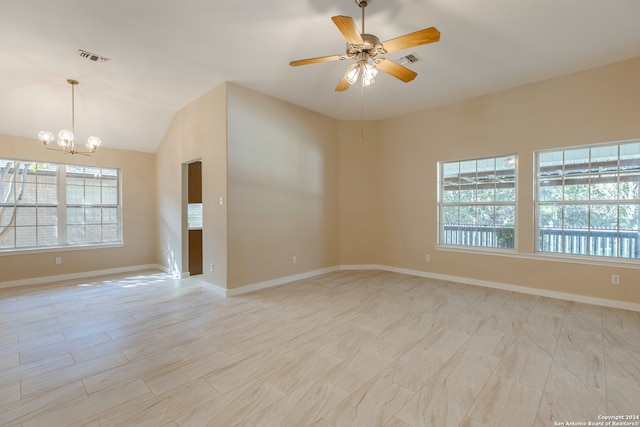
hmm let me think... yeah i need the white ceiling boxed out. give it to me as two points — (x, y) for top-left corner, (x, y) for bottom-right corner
(1, 0), (640, 153)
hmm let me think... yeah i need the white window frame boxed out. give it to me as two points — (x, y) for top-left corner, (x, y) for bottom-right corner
(437, 154), (518, 251)
(0, 158), (122, 254)
(534, 139), (640, 260)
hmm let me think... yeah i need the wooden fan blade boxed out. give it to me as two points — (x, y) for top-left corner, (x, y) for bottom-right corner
(331, 15), (364, 45)
(335, 77), (351, 92)
(381, 27), (440, 53)
(376, 58), (417, 82)
(289, 55), (344, 67)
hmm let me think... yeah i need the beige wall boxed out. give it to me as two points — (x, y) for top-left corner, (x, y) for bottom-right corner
(155, 82), (340, 290)
(0, 134), (156, 283)
(338, 120), (383, 265)
(226, 84), (339, 288)
(375, 57), (640, 304)
(155, 83), (228, 287)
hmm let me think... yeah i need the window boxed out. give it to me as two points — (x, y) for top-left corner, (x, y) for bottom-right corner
(187, 203), (202, 230)
(0, 161), (58, 248)
(438, 155), (517, 249)
(0, 159), (121, 251)
(65, 165), (120, 245)
(535, 140), (640, 259)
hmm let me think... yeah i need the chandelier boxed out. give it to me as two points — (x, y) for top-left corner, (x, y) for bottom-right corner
(38, 79), (101, 156)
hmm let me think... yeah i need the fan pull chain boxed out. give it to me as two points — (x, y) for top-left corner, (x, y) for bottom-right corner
(360, 82), (365, 143)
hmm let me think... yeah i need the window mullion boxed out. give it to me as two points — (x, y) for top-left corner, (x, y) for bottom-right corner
(58, 165), (66, 246)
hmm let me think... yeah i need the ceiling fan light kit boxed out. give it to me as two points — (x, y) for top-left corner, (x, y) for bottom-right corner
(290, 0), (440, 91)
(345, 52), (378, 86)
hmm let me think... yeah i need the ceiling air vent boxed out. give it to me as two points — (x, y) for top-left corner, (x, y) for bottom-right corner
(77, 49), (111, 63)
(395, 52), (421, 66)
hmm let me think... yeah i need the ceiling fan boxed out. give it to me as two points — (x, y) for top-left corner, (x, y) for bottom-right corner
(289, 0), (440, 91)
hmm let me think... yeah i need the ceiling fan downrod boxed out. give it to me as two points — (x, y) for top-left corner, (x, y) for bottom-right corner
(355, 0), (370, 33)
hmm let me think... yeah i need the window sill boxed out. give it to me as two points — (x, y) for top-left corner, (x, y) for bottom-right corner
(435, 245), (640, 270)
(0, 242), (124, 257)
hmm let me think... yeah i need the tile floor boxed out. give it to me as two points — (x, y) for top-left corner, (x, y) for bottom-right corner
(0, 269), (639, 426)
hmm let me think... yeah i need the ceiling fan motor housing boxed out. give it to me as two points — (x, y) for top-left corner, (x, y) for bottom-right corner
(346, 33), (381, 58)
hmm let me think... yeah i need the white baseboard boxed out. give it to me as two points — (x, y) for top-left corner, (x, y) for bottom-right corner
(339, 264), (640, 313)
(199, 263), (640, 311)
(201, 280), (227, 297)
(7, 261), (635, 313)
(0, 264), (165, 290)
(339, 264), (386, 271)
(205, 266), (341, 297)
(154, 265), (191, 279)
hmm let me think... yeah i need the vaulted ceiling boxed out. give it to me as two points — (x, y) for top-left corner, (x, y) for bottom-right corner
(2, 0), (640, 153)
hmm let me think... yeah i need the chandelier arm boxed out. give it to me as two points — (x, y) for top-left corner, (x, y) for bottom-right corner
(44, 145), (94, 156)
(71, 150), (94, 157)
(43, 145), (66, 154)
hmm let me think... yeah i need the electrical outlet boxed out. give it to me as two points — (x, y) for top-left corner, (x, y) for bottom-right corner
(55, 257), (62, 265)
(611, 274), (620, 285)
(292, 256), (297, 264)
(425, 254), (431, 262)
(209, 263), (214, 272)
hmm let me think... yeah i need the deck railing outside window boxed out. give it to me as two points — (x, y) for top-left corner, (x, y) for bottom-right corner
(442, 225), (639, 259)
